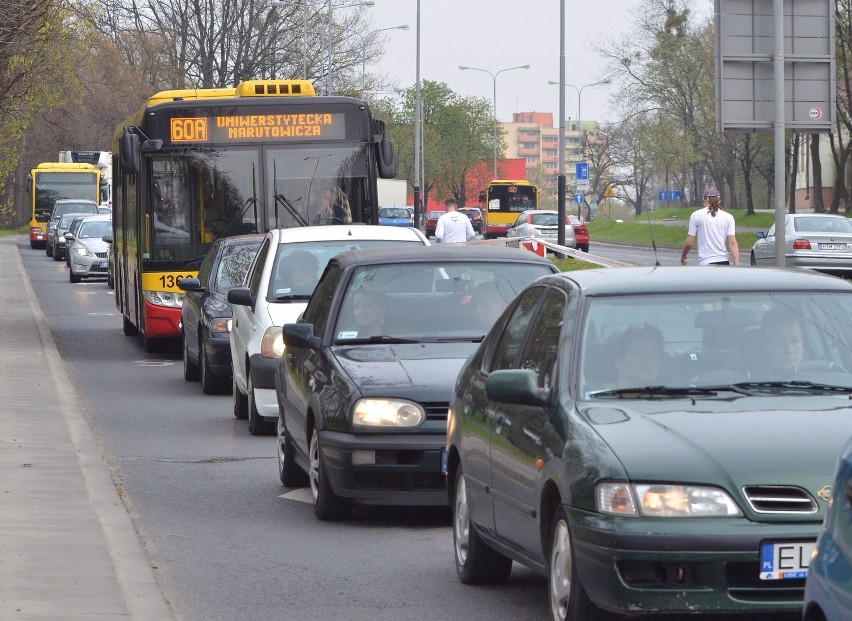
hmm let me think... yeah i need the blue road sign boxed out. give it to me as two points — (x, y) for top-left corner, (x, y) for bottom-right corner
(669, 190), (681, 201)
(576, 162), (589, 180)
(658, 190), (667, 201)
(574, 193), (584, 204)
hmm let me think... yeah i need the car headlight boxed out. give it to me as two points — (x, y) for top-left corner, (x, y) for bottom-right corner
(352, 399), (425, 428)
(73, 246), (92, 257)
(143, 290), (184, 308)
(209, 318), (230, 334)
(260, 326), (284, 358)
(597, 482), (742, 517)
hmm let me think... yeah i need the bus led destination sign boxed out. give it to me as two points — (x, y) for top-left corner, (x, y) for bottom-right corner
(169, 113), (345, 143)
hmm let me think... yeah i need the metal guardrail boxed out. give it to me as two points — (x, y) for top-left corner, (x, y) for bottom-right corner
(467, 236), (630, 268)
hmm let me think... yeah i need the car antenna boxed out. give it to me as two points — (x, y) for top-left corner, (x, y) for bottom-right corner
(646, 210), (661, 267)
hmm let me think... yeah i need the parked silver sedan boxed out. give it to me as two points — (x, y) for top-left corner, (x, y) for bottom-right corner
(505, 209), (577, 249)
(751, 214), (852, 275)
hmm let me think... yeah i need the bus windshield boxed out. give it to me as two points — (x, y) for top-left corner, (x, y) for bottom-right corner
(35, 172), (99, 215)
(147, 142), (369, 263)
(488, 184), (537, 213)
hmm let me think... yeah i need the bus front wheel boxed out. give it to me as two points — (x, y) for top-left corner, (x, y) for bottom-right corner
(122, 315), (138, 337)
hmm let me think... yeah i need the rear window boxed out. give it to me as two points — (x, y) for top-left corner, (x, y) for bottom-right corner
(380, 208), (410, 219)
(54, 202), (98, 219)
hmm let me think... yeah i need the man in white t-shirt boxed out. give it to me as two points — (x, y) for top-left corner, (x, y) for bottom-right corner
(680, 187), (739, 266)
(435, 198), (475, 244)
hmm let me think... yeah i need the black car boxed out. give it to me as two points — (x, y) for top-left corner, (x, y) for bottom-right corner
(458, 207), (483, 234)
(275, 245), (558, 520)
(446, 266), (852, 620)
(178, 234), (263, 394)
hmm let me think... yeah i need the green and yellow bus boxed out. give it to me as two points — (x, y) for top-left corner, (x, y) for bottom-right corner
(478, 179), (539, 238)
(28, 162), (101, 248)
(111, 79), (398, 351)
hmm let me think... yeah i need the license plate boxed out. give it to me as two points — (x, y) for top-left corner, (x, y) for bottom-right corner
(819, 243), (846, 250)
(759, 541), (815, 580)
(541, 228), (557, 235)
(99, 261), (108, 268)
(440, 448), (447, 475)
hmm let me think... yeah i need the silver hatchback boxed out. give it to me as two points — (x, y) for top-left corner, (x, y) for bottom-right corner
(505, 209), (578, 249)
(67, 215), (112, 283)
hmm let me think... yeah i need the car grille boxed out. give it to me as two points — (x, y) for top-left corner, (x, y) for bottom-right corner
(95, 251), (108, 259)
(741, 485), (818, 514)
(422, 402), (449, 421)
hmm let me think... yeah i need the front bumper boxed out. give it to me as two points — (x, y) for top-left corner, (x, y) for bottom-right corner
(202, 331), (233, 377)
(568, 507), (818, 615)
(70, 253), (109, 278)
(318, 429), (447, 506)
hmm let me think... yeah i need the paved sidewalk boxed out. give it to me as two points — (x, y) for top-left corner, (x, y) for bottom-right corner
(0, 236), (174, 620)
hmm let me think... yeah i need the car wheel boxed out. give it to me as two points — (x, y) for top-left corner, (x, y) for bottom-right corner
(122, 315), (138, 337)
(278, 413), (308, 487)
(247, 372), (273, 435)
(52, 248), (62, 261)
(46, 242), (52, 257)
(750, 252), (757, 266)
(182, 334), (200, 382)
(452, 467), (513, 584)
(578, 244), (589, 253)
(30, 240), (37, 249)
(549, 505), (596, 621)
(233, 373), (248, 420)
(199, 342), (223, 394)
(69, 269), (81, 284)
(107, 272), (114, 289)
(309, 427), (352, 520)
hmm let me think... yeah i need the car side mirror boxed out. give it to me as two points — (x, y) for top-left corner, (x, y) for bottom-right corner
(755, 231), (766, 239)
(64, 233), (75, 241)
(486, 369), (549, 406)
(178, 277), (204, 293)
(227, 287), (255, 308)
(282, 323), (322, 350)
(36, 212), (51, 223)
(102, 234), (113, 244)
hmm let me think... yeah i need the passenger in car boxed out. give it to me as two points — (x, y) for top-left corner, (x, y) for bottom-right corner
(612, 323), (665, 389)
(755, 310), (805, 378)
(351, 289), (385, 337)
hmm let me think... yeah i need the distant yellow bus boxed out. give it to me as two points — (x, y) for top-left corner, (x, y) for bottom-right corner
(479, 180), (539, 238)
(28, 162), (101, 248)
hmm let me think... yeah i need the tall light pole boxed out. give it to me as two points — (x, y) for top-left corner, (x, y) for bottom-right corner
(459, 63), (530, 178)
(413, 0), (422, 229)
(325, 0), (375, 95)
(361, 25), (409, 90)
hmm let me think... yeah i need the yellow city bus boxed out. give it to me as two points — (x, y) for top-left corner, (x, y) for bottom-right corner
(478, 179), (539, 238)
(28, 162), (101, 248)
(111, 79), (398, 351)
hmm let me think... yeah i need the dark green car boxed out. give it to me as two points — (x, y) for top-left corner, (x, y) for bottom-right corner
(446, 266), (852, 620)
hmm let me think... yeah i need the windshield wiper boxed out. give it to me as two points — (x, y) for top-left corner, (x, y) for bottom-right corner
(274, 294), (311, 301)
(590, 386), (720, 399)
(732, 380), (852, 394)
(337, 336), (420, 344)
(417, 336), (485, 343)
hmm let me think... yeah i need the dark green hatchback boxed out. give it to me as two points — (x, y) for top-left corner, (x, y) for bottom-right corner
(446, 266), (852, 620)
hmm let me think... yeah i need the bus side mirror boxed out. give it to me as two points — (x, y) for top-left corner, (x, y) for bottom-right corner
(119, 128), (140, 175)
(375, 134), (397, 179)
(36, 212), (51, 223)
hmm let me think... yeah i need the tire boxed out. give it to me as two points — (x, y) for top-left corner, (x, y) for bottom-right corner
(452, 467), (513, 584)
(199, 342), (224, 394)
(69, 269), (81, 284)
(247, 372), (273, 435)
(122, 315), (138, 336)
(30, 240), (36, 249)
(52, 247), (63, 261)
(750, 252), (757, 266)
(183, 334), (200, 382)
(549, 505), (597, 621)
(278, 413), (308, 487)
(309, 427), (352, 520)
(46, 241), (52, 257)
(233, 373), (248, 420)
(578, 244), (589, 253)
(107, 272), (114, 289)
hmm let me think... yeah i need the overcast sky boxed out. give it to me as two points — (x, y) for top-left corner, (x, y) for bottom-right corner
(365, 0), (713, 124)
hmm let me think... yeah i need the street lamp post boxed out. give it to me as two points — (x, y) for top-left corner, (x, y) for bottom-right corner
(459, 63), (530, 178)
(325, 0), (375, 95)
(413, 0), (422, 229)
(361, 25), (409, 90)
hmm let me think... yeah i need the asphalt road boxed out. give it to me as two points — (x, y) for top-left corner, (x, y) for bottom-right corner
(19, 238), (796, 621)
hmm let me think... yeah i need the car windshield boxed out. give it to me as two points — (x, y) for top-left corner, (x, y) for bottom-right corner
(333, 261), (555, 343)
(380, 208), (410, 219)
(530, 213), (560, 226)
(214, 242), (262, 293)
(59, 214), (83, 229)
(269, 239), (424, 301)
(579, 291), (852, 399)
(77, 221), (111, 239)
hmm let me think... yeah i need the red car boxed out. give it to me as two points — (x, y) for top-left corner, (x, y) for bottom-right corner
(458, 207), (484, 234)
(424, 210), (444, 237)
(569, 214), (590, 252)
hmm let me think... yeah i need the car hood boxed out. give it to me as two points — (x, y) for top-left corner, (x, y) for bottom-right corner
(331, 342), (477, 401)
(581, 396), (852, 504)
(76, 239), (108, 253)
(267, 301), (309, 326)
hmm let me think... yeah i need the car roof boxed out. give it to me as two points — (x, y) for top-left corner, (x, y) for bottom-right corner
(269, 224), (427, 245)
(329, 244), (558, 270)
(540, 265), (852, 296)
(78, 214), (112, 224)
